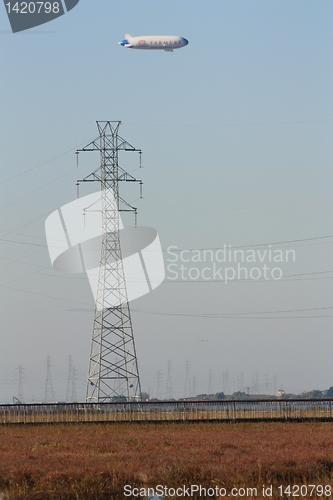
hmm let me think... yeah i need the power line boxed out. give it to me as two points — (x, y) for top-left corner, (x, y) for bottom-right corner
(0, 282), (92, 306)
(133, 306), (333, 320)
(162, 275), (333, 284)
(0, 137), (95, 185)
(123, 118), (333, 128)
(2, 233), (332, 250)
(165, 235), (333, 251)
(0, 167), (77, 212)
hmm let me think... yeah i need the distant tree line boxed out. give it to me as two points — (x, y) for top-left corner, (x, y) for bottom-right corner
(141, 387), (333, 402)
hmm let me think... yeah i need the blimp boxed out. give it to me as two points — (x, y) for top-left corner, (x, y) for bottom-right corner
(118, 34), (189, 52)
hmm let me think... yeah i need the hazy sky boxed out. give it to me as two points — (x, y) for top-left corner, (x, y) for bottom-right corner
(1, 0), (332, 402)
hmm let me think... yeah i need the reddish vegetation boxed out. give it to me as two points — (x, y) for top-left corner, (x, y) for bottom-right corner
(0, 422), (333, 499)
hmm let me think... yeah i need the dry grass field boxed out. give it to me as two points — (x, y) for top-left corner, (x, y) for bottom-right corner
(0, 422), (333, 499)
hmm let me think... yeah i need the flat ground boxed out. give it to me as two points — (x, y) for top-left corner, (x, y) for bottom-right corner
(0, 422), (333, 499)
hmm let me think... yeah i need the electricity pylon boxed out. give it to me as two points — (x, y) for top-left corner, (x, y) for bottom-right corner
(77, 121), (142, 402)
(17, 365), (24, 403)
(44, 355), (54, 403)
(184, 360), (191, 399)
(165, 360), (173, 400)
(66, 355), (78, 403)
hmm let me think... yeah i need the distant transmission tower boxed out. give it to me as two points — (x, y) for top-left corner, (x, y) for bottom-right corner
(165, 360), (173, 400)
(221, 369), (229, 395)
(252, 371), (259, 395)
(156, 371), (162, 400)
(184, 360), (191, 398)
(208, 369), (213, 394)
(77, 121), (142, 403)
(192, 375), (198, 397)
(263, 373), (270, 394)
(237, 372), (244, 392)
(16, 365), (24, 403)
(66, 355), (78, 403)
(44, 355), (54, 403)
(272, 374), (278, 395)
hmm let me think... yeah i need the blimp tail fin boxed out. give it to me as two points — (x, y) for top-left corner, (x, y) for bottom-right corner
(125, 34), (133, 39)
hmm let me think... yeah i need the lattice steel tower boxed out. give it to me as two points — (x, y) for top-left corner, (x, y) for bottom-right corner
(77, 121), (142, 403)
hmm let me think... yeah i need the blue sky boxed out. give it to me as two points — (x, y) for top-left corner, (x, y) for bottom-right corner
(0, 0), (332, 402)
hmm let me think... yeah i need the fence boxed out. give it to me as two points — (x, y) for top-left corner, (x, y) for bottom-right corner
(0, 399), (332, 424)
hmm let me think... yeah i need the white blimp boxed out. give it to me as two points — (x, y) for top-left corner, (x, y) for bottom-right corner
(118, 34), (189, 52)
